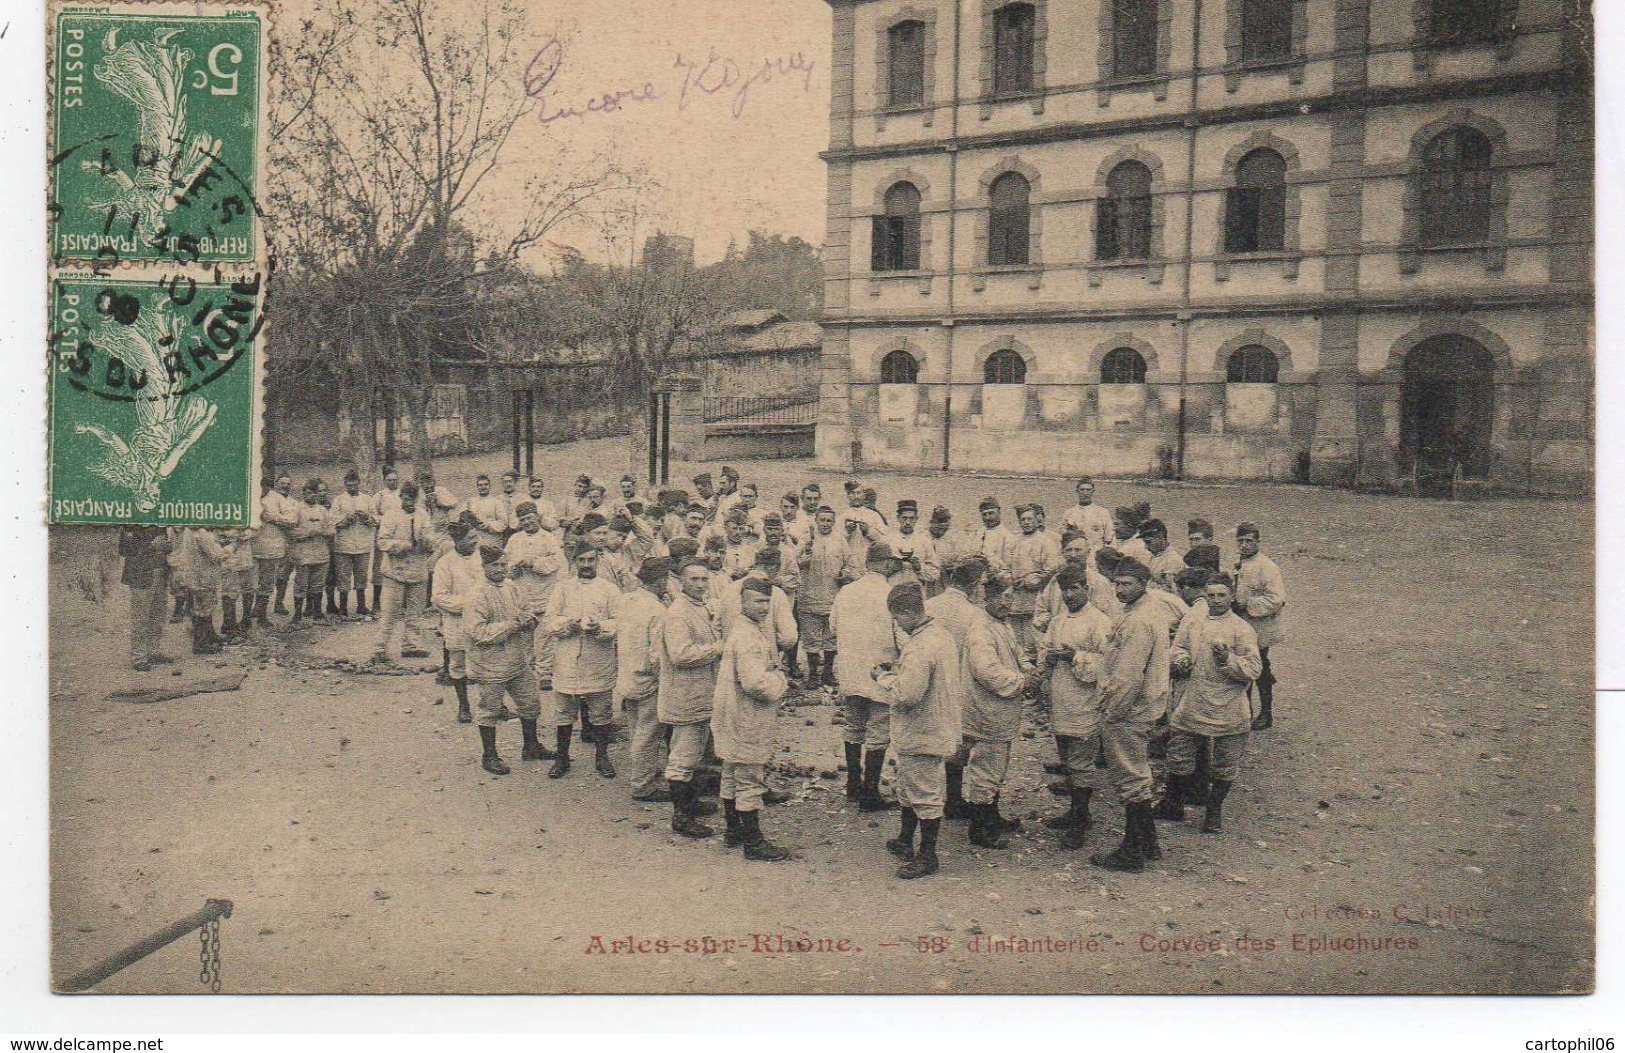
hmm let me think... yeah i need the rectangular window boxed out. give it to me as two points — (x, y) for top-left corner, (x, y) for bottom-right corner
(993, 5), (1036, 97)
(1240, 0), (1293, 62)
(888, 22), (926, 108)
(1112, 0), (1158, 79)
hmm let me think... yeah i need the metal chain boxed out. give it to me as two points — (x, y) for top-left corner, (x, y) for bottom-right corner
(197, 917), (222, 993)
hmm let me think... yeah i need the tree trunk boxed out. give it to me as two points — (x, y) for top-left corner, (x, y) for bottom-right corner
(409, 385), (434, 482)
(343, 378), (377, 480)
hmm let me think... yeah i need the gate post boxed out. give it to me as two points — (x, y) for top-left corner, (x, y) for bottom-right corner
(654, 374), (703, 464)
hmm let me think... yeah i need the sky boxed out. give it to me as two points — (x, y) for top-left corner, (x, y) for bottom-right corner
(289, 0), (834, 267)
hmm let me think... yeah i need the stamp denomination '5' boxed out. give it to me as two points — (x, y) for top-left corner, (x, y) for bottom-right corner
(50, 3), (265, 267)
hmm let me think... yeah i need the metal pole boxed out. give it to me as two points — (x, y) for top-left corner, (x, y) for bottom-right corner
(659, 392), (672, 485)
(940, 0), (963, 473)
(1175, 0), (1206, 481)
(524, 388), (536, 479)
(382, 388), (396, 468)
(511, 390), (522, 474)
(647, 393), (660, 485)
(59, 899), (233, 993)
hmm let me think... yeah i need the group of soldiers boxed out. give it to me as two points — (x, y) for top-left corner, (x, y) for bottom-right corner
(117, 463), (1286, 878)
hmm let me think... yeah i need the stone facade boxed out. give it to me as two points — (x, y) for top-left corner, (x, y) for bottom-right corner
(818, 0), (1592, 493)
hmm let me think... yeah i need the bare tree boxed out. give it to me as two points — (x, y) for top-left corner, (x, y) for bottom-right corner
(267, 0), (633, 477)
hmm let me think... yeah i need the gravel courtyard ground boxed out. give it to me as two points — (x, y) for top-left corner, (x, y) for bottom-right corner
(47, 437), (1594, 994)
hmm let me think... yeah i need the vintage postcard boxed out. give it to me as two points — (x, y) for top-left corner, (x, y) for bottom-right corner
(40, 0), (1594, 1001)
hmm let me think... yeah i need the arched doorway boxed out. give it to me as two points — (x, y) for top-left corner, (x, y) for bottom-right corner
(1402, 334), (1496, 493)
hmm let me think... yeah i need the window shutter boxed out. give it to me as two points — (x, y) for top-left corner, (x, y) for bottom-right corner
(871, 216), (888, 271)
(1224, 188), (1249, 253)
(1096, 198), (1120, 260)
(1257, 186), (1286, 251)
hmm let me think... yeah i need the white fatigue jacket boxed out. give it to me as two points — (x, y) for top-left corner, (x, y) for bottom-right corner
(624, 528), (669, 571)
(1171, 609), (1263, 736)
(722, 539), (760, 581)
(332, 491), (376, 556)
(779, 513), (810, 549)
(421, 489), (460, 553)
(873, 618), (963, 758)
(221, 530), (255, 575)
(828, 571), (901, 702)
(887, 528), (941, 588)
(174, 528), (226, 592)
(710, 616), (790, 766)
(1089, 566), (1124, 620)
(467, 579), (534, 682)
(658, 594), (722, 725)
(432, 550), (485, 652)
(467, 494), (510, 547)
(504, 528), (565, 615)
(767, 541), (802, 595)
(371, 485), (403, 521)
(963, 610), (1031, 743)
(614, 587), (667, 704)
(1234, 552), (1287, 649)
(977, 525), (1019, 580)
(797, 530), (853, 615)
(1008, 530), (1060, 615)
(928, 528), (973, 568)
(1042, 604), (1114, 737)
(1061, 503), (1114, 549)
(1143, 587), (1190, 644)
(716, 576), (798, 652)
(251, 490), (300, 560)
(1099, 593), (1173, 723)
(544, 575), (622, 695)
(290, 502), (336, 565)
(1147, 547), (1186, 592)
(1033, 570), (1076, 632)
(923, 588), (979, 648)
(525, 495), (561, 533)
(1116, 536), (1152, 565)
(376, 505), (437, 583)
(598, 546), (640, 592)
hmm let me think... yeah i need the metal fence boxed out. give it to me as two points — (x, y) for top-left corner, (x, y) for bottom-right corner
(703, 395), (818, 425)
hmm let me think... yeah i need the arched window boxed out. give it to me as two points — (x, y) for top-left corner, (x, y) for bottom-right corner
(1430, 0), (1504, 44)
(871, 182), (922, 271)
(1224, 148), (1287, 253)
(992, 3), (1036, 96)
(1112, 0), (1158, 78)
(1417, 127), (1493, 246)
(880, 349), (920, 384)
(1097, 160), (1153, 261)
(888, 20), (926, 108)
(1226, 345), (1280, 383)
(984, 349), (1027, 384)
(1100, 347), (1147, 384)
(1241, 0), (1293, 61)
(987, 172), (1031, 266)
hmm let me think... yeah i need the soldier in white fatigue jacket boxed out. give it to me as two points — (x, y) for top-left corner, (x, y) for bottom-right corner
(712, 578), (794, 861)
(872, 583), (964, 880)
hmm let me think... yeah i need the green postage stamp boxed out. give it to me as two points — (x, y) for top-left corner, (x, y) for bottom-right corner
(48, 271), (263, 526)
(50, 2), (267, 266)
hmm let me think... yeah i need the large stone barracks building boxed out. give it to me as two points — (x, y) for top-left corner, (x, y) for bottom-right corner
(815, 0), (1591, 493)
